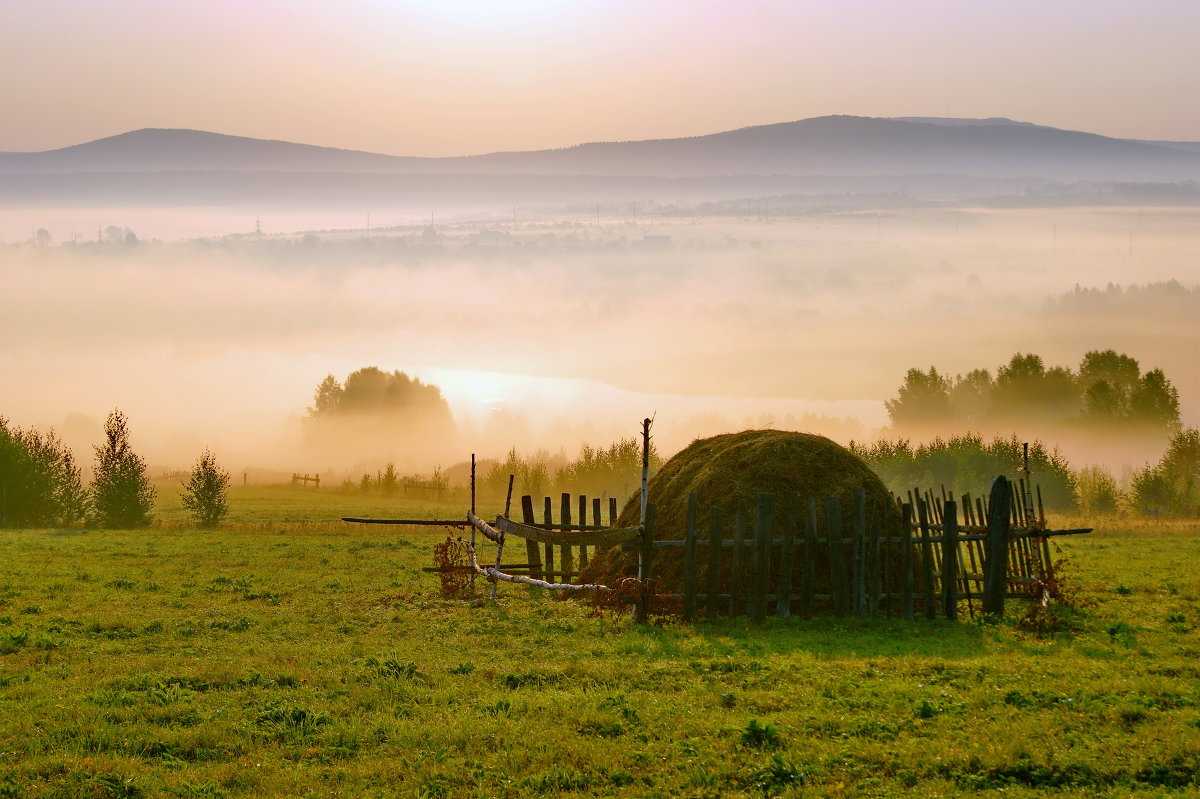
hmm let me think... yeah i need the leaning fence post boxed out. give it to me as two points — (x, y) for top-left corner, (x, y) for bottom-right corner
(521, 495), (542, 581)
(749, 493), (774, 621)
(983, 477), (1012, 616)
(706, 507), (724, 618)
(941, 500), (959, 620)
(469, 455), (477, 591)
(683, 494), (700, 620)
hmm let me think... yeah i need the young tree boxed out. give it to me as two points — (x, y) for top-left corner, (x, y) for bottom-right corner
(90, 410), (156, 528)
(181, 448), (231, 527)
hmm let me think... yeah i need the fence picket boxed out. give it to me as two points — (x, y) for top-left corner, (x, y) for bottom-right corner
(542, 497), (555, 582)
(521, 495), (542, 581)
(683, 494), (699, 620)
(706, 507), (724, 618)
(941, 500), (959, 619)
(749, 493), (774, 621)
(825, 497), (848, 616)
(776, 494), (798, 619)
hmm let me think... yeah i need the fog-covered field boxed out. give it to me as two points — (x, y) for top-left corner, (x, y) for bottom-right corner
(4, 204), (1199, 475)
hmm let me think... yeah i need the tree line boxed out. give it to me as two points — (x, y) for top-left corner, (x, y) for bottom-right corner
(886, 350), (1180, 434)
(851, 426), (1200, 517)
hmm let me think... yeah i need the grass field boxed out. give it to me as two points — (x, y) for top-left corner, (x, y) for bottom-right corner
(1, 484), (1199, 797)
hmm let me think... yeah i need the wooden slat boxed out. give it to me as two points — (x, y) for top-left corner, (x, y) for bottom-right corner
(826, 497), (848, 616)
(900, 502), (914, 619)
(917, 498), (936, 620)
(729, 505), (746, 617)
(543, 497), (555, 582)
(802, 498), (817, 616)
(521, 495), (542, 581)
(852, 491), (867, 618)
(706, 507), (724, 619)
(775, 494), (797, 619)
(749, 493), (774, 622)
(683, 494), (699, 620)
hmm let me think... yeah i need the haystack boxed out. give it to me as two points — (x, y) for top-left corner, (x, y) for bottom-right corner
(582, 430), (896, 592)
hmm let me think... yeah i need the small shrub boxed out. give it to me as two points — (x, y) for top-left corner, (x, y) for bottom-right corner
(749, 754), (806, 797)
(181, 449), (231, 528)
(365, 655), (419, 680)
(739, 718), (782, 750)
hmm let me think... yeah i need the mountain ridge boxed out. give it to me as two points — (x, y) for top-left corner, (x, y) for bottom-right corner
(3, 115), (1198, 182)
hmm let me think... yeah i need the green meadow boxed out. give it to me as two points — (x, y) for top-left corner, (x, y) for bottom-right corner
(1, 484), (1198, 798)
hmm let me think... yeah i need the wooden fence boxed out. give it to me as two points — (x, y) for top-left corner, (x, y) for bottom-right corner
(456, 476), (1088, 621)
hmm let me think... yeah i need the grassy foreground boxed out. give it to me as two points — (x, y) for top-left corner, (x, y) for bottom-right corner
(1, 486), (1199, 798)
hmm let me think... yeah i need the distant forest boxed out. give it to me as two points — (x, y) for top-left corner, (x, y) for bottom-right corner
(886, 350), (1180, 435)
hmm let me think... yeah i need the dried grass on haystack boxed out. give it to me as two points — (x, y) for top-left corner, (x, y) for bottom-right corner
(582, 430), (897, 594)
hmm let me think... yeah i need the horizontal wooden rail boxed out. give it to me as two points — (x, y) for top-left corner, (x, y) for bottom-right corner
(492, 515), (641, 546)
(622, 527), (1090, 551)
(342, 517), (468, 527)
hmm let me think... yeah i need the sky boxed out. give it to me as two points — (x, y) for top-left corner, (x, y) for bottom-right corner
(3, 0), (1199, 155)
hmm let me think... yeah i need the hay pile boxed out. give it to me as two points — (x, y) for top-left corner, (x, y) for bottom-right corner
(583, 430), (896, 592)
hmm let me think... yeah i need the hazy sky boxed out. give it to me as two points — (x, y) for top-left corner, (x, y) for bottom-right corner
(4, 0), (1198, 155)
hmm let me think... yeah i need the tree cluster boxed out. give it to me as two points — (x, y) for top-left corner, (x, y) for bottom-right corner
(0, 417), (87, 527)
(309, 367), (453, 425)
(886, 350), (1180, 434)
(2, 409), (235, 530)
(1128, 428), (1200, 516)
(850, 434), (1076, 511)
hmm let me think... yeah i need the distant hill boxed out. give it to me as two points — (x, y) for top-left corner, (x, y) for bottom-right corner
(2, 116), (1198, 207)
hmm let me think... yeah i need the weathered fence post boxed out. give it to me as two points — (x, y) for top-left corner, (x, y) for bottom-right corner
(776, 494), (798, 619)
(609, 497), (619, 527)
(941, 500), (959, 620)
(802, 499), (818, 616)
(636, 503), (657, 623)
(729, 504), (747, 617)
(900, 502), (914, 620)
(983, 477), (1012, 616)
(749, 493), (774, 621)
(917, 498), (936, 619)
(543, 496), (555, 583)
(578, 495), (589, 569)
(826, 497), (848, 616)
(852, 490), (867, 618)
(706, 507), (724, 618)
(683, 493), (700, 620)
(521, 496), (543, 581)
(559, 493), (574, 584)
